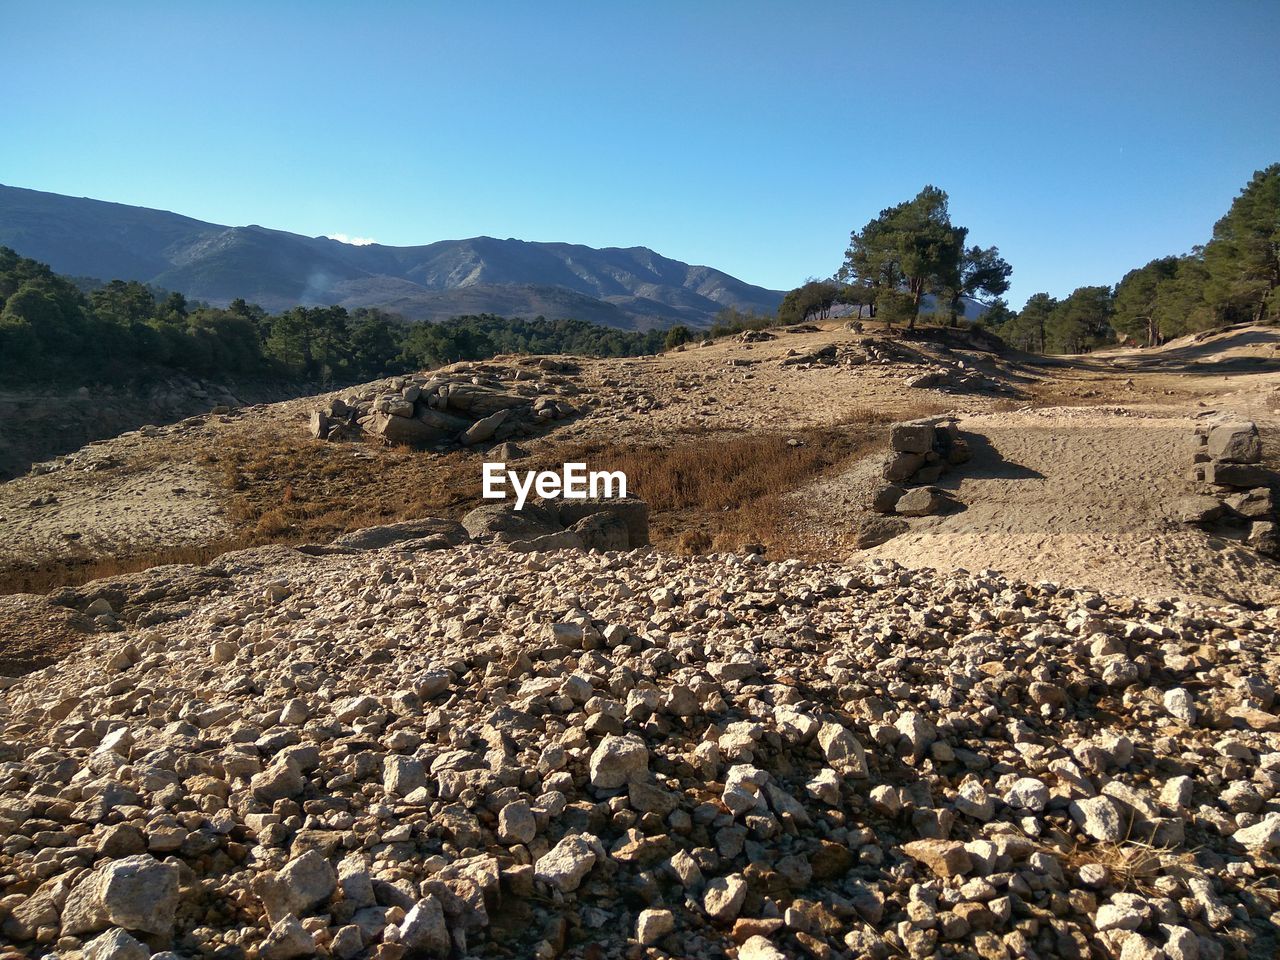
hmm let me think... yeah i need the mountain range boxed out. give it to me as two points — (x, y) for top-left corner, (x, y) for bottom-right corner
(0, 184), (784, 329)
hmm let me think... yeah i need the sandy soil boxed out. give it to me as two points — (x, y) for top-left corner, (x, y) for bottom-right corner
(857, 407), (1278, 606)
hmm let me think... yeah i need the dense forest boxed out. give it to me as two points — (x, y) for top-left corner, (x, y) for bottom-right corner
(0, 247), (671, 387)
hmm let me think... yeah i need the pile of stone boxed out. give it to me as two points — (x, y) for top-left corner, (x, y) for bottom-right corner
(1178, 420), (1277, 557)
(461, 498), (651, 553)
(872, 419), (970, 519)
(309, 361), (583, 450)
(2, 542), (1279, 960)
(779, 338), (920, 371)
(904, 363), (1006, 395)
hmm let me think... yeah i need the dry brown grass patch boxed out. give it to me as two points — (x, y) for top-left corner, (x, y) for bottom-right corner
(1, 403), (936, 594)
(530, 412), (905, 556)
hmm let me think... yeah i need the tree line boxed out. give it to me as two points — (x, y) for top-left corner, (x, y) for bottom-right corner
(991, 165), (1278, 352)
(0, 247), (670, 387)
(774, 163), (1277, 353)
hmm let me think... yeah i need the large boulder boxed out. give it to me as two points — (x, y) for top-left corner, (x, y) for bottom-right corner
(896, 487), (948, 517)
(569, 512), (631, 551)
(440, 385), (530, 417)
(416, 406), (472, 433)
(1249, 521), (1279, 558)
(462, 503), (564, 542)
(883, 452), (925, 482)
(1226, 487), (1275, 519)
(507, 530), (586, 553)
(371, 412), (449, 447)
(309, 410), (331, 440)
(1169, 495), (1225, 525)
(461, 408), (510, 445)
(1205, 462), (1271, 488)
(373, 396), (416, 418)
(1206, 422), (1262, 464)
(871, 485), (905, 514)
(890, 423), (936, 454)
(555, 497), (650, 547)
(253, 850), (338, 924)
(61, 855), (180, 937)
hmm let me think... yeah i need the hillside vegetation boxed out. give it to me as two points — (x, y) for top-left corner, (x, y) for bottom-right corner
(0, 248), (671, 386)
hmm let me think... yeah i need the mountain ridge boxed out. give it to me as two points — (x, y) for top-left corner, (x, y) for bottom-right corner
(0, 184), (784, 329)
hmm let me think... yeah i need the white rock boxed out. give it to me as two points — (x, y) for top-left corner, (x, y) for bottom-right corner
(1070, 795), (1126, 843)
(588, 734), (649, 789)
(1163, 688), (1197, 723)
(1005, 777), (1049, 812)
(256, 850), (337, 923)
(398, 896), (450, 957)
(817, 722), (867, 777)
(383, 755), (426, 797)
(535, 834), (598, 891)
(1233, 813), (1280, 850)
(895, 711), (937, 761)
(740, 935), (788, 960)
(498, 800), (537, 845)
(1095, 893), (1150, 931)
(955, 779), (994, 820)
(806, 768), (841, 805)
(722, 764), (769, 816)
(62, 854), (180, 937)
(702, 874), (747, 921)
(84, 928), (149, 960)
(635, 908), (675, 945)
(260, 914), (315, 960)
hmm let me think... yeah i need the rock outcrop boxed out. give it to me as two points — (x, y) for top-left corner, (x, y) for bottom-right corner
(310, 360), (584, 449)
(1182, 419), (1278, 557)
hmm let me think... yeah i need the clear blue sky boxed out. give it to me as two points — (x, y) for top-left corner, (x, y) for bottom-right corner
(3, 1), (1278, 308)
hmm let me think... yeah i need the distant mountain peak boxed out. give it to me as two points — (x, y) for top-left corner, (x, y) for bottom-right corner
(0, 184), (783, 329)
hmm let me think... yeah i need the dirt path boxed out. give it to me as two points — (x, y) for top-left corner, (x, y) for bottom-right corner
(796, 404), (1279, 605)
(0, 459), (228, 564)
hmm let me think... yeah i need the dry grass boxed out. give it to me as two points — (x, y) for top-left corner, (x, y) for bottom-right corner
(207, 428), (485, 539)
(529, 411), (905, 556)
(0, 405), (925, 594)
(0, 426), (487, 595)
(1059, 825), (1200, 900)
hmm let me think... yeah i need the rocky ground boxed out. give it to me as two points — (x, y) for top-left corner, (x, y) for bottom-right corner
(3, 323), (1280, 960)
(2, 537), (1280, 960)
(4, 321), (1259, 591)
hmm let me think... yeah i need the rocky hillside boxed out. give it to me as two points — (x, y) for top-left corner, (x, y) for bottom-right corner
(2, 538), (1279, 959)
(0, 185), (784, 328)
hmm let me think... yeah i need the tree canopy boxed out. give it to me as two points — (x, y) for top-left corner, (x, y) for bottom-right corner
(987, 164), (1278, 354)
(1203, 163), (1280, 325)
(835, 185), (1011, 329)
